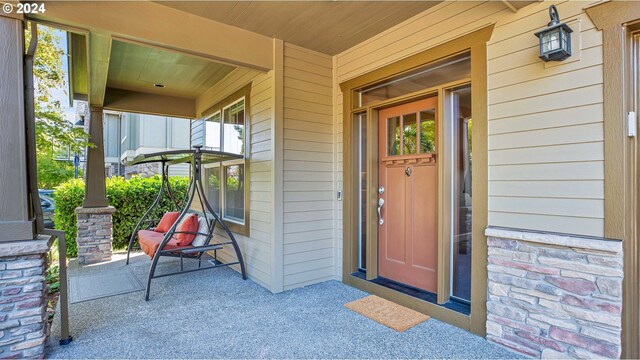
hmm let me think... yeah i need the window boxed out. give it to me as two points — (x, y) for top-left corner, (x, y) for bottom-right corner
(355, 52), (471, 108)
(204, 112), (221, 151)
(201, 88), (250, 236)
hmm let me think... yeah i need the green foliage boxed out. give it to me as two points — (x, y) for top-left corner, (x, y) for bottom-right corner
(107, 176), (189, 251)
(53, 179), (85, 256)
(46, 264), (60, 295)
(53, 176), (189, 257)
(208, 172), (220, 189)
(27, 23), (92, 188)
(37, 153), (82, 190)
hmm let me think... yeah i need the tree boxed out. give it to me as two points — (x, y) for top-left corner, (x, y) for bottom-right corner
(27, 23), (91, 189)
(36, 154), (79, 189)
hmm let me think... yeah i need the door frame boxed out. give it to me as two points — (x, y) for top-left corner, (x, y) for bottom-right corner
(339, 25), (493, 335)
(585, 3), (640, 358)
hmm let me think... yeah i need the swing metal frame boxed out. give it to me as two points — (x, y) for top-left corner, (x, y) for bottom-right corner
(125, 145), (247, 300)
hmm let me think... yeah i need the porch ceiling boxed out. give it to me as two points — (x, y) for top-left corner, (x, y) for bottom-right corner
(154, 1), (443, 55)
(107, 40), (236, 99)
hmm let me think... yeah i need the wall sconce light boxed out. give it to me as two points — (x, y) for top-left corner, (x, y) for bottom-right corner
(534, 5), (573, 62)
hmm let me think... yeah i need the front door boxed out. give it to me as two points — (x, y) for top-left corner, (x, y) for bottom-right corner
(377, 96), (438, 293)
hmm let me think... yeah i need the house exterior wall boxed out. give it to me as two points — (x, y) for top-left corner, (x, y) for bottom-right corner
(189, 44), (335, 292)
(333, 1), (620, 358)
(192, 68), (275, 290)
(487, 1), (604, 237)
(118, 112), (191, 178)
(281, 43), (335, 290)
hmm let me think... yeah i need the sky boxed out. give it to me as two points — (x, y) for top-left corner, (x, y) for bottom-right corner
(49, 27), (78, 124)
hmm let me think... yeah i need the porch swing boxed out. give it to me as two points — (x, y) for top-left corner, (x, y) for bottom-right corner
(125, 145), (247, 300)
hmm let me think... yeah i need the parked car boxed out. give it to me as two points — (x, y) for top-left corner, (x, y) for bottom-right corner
(39, 189), (55, 229)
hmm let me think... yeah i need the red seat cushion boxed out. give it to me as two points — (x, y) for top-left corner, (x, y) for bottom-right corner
(138, 230), (182, 258)
(175, 213), (199, 246)
(155, 212), (180, 233)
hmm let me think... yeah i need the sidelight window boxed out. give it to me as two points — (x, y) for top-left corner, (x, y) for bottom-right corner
(450, 84), (472, 302)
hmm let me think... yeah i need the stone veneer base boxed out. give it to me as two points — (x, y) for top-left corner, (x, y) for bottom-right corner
(485, 227), (623, 359)
(75, 206), (116, 265)
(0, 235), (53, 359)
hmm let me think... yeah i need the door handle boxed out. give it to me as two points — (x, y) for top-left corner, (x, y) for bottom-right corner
(377, 198), (385, 225)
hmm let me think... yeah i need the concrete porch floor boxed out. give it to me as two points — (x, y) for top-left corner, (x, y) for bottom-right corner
(46, 252), (521, 359)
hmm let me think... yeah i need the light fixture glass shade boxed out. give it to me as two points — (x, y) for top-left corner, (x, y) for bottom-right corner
(541, 29), (561, 53)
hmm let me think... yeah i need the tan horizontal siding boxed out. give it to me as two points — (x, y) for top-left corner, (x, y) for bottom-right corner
(489, 103), (603, 135)
(489, 180), (604, 199)
(490, 142), (604, 165)
(282, 43), (336, 289)
(490, 197), (604, 219)
(489, 212), (604, 237)
(491, 161), (604, 181)
(487, 0), (604, 236)
(489, 123), (603, 150)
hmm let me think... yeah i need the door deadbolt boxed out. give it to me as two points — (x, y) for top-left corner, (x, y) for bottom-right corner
(378, 186), (385, 195)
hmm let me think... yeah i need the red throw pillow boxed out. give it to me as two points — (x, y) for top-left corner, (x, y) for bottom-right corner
(175, 213), (199, 246)
(155, 212), (180, 233)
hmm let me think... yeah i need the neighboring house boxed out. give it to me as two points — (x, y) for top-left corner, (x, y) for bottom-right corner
(3, 1), (640, 359)
(104, 111), (191, 178)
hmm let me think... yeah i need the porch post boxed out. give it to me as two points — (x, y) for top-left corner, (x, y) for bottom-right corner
(83, 106), (108, 207)
(0, 16), (33, 242)
(0, 14), (52, 358)
(76, 106), (115, 264)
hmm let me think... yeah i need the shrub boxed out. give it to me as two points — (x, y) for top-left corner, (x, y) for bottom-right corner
(53, 179), (85, 257)
(53, 176), (189, 257)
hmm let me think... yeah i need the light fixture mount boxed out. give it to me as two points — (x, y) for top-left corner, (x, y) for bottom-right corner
(534, 5), (573, 62)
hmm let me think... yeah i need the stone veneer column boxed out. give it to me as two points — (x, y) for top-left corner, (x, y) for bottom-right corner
(485, 227), (623, 359)
(75, 206), (116, 265)
(0, 237), (53, 358)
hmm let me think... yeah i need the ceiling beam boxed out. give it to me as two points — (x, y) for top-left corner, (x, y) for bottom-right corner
(502, 0), (518, 13)
(103, 88), (195, 119)
(29, 1), (273, 72)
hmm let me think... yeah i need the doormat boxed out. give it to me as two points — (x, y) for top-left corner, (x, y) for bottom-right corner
(345, 295), (430, 332)
(68, 269), (144, 304)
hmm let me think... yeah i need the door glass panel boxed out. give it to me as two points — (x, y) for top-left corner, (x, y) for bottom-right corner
(402, 113), (417, 155)
(387, 116), (401, 156)
(451, 84), (472, 302)
(420, 110), (436, 153)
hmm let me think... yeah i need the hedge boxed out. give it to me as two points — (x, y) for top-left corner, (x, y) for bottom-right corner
(54, 176), (189, 257)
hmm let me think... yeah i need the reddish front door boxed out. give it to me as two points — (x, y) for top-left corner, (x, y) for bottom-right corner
(377, 97), (438, 292)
